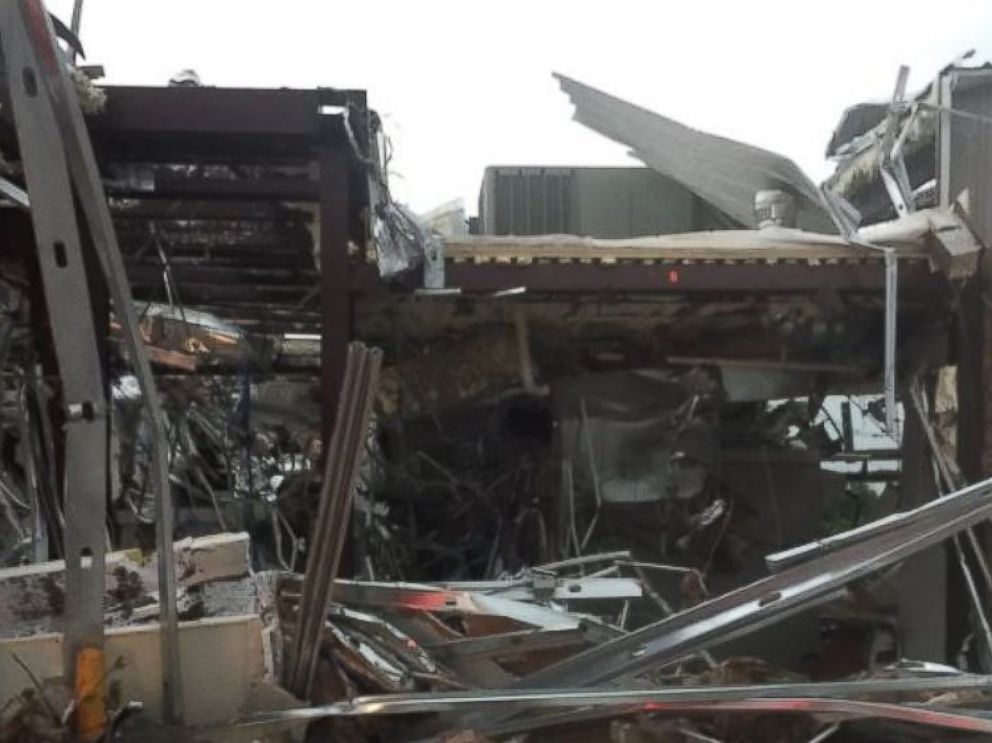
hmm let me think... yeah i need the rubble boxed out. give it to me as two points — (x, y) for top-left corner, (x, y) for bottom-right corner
(1, 2), (992, 742)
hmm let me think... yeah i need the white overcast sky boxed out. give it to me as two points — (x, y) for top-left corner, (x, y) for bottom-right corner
(48, 0), (992, 214)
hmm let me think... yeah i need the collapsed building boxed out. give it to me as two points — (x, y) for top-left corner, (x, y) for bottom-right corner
(2, 3), (992, 741)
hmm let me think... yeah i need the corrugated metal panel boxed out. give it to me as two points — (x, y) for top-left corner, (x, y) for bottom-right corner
(480, 167), (574, 235)
(555, 73), (835, 233)
(478, 166), (707, 237)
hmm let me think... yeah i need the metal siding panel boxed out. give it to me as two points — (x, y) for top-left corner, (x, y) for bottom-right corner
(556, 74), (835, 232)
(478, 167), (697, 237)
(949, 82), (992, 242)
(944, 72), (992, 481)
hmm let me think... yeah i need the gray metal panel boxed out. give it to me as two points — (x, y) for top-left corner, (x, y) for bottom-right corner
(480, 166), (574, 235)
(478, 166), (698, 237)
(941, 69), (992, 486)
(896, 407), (946, 662)
(555, 73), (835, 233)
(573, 167), (696, 238)
(944, 70), (992, 242)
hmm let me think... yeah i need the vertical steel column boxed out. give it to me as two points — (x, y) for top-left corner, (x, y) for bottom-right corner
(0, 0), (108, 682)
(938, 71), (983, 484)
(319, 146), (351, 447)
(897, 396), (947, 662)
(7, 0), (183, 721)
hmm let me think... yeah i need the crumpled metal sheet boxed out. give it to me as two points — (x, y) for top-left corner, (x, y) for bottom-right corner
(223, 676), (992, 736)
(366, 114), (427, 277)
(372, 201), (427, 278)
(497, 475), (992, 693)
(555, 73), (835, 233)
(555, 370), (714, 504)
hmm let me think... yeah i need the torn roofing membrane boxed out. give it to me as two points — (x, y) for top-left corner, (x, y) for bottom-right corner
(554, 73), (835, 233)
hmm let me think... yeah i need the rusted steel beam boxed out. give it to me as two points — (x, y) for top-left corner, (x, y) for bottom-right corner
(350, 260), (946, 296)
(87, 86), (362, 137)
(107, 176), (319, 201)
(284, 342), (382, 699)
(319, 146), (351, 447)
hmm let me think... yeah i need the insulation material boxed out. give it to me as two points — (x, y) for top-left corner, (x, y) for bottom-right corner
(554, 370), (715, 504)
(377, 329), (522, 417)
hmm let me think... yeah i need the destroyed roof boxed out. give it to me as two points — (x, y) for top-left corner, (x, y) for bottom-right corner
(825, 82), (938, 168)
(825, 62), (992, 223)
(445, 206), (982, 279)
(825, 102), (889, 158)
(555, 73), (836, 233)
(826, 60), (992, 161)
(451, 227), (906, 263)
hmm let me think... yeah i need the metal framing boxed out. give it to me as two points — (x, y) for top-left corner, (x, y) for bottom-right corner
(319, 146), (352, 443)
(0, 0), (109, 684)
(228, 676), (992, 736)
(352, 259), (942, 296)
(81, 83), (369, 436)
(283, 342), (383, 699)
(510, 475), (992, 687)
(26, 6), (188, 719)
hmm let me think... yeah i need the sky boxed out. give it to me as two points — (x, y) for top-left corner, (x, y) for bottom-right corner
(48, 0), (992, 215)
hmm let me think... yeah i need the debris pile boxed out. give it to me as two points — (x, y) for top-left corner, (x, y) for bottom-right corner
(257, 504), (992, 740)
(2, 2), (992, 742)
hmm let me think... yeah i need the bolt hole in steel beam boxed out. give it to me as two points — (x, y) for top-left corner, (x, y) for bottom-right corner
(66, 401), (96, 421)
(758, 590), (782, 607)
(22, 66), (36, 96)
(53, 240), (67, 266)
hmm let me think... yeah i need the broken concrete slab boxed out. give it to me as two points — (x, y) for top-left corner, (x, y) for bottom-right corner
(0, 614), (267, 726)
(0, 532), (250, 635)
